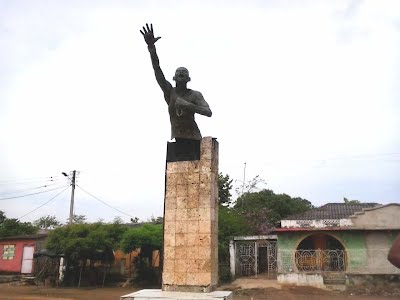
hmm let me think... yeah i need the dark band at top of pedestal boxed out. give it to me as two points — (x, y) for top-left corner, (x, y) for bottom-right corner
(166, 139), (201, 162)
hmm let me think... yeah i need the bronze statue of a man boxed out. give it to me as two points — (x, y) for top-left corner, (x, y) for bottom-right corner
(140, 24), (212, 142)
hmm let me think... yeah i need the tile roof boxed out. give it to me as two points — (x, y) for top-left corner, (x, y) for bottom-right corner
(283, 203), (380, 220)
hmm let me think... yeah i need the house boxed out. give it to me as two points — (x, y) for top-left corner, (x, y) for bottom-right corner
(275, 203), (400, 288)
(0, 233), (47, 274)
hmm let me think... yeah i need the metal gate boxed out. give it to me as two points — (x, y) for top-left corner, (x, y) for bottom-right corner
(235, 240), (277, 277)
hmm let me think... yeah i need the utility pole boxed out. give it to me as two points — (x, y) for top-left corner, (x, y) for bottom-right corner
(241, 162), (247, 195)
(68, 170), (76, 225)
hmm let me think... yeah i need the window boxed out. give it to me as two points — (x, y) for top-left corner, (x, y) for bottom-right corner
(2, 244), (16, 260)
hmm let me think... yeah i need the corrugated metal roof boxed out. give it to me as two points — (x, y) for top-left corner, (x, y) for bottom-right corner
(0, 233), (48, 241)
(283, 203), (380, 220)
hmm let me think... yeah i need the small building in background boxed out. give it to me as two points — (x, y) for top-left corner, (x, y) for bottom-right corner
(0, 233), (47, 274)
(276, 203), (400, 288)
(229, 235), (277, 279)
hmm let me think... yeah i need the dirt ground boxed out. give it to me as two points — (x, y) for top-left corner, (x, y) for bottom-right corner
(0, 281), (399, 300)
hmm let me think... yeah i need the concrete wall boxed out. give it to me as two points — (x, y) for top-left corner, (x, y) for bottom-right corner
(0, 240), (36, 274)
(281, 219), (352, 228)
(277, 273), (324, 288)
(350, 204), (400, 229)
(277, 230), (400, 275)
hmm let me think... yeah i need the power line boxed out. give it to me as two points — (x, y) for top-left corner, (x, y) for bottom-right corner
(0, 183), (65, 197)
(76, 184), (134, 218)
(0, 175), (62, 184)
(18, 186), (70, 220)
(0, 185), (70, 201)
(0, 178), (64, 186)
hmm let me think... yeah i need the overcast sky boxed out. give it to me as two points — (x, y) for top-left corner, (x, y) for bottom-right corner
(0, 0), (399, 223)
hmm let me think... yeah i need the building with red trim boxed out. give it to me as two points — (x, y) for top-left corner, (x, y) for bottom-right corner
(0, 234), (47, 274)
(276, 203), (400, 288)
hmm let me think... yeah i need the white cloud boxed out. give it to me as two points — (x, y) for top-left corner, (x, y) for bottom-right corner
(0, 0), (399, 222)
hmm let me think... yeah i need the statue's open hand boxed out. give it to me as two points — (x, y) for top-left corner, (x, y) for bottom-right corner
(140, 23), (161, 46)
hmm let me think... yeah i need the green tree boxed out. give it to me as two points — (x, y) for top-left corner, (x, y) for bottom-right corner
(0, 211), (38, 237)
(66, 214), (87, 224)
(217, 174), (253, 282)
(0, 211), (6, 224)
(218, 207), (251, 282)
(34, 215), (61, 229)
(234, 189), (313, 234)
(218, 173), (233, 207)
(344, 197), (361, 204)
(46, 222), (127, 287)
(120, 223), (163, 255)
(120, 223), (163, 284)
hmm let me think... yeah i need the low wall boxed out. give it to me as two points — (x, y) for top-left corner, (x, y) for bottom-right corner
(277, 273), (324, 288)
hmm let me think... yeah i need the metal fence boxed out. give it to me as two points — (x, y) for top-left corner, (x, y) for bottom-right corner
(235, 241), (277, 277)
(279, 250), (347, 273)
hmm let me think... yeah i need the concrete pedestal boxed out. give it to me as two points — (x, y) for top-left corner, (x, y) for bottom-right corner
(120, 137), (232, 299)
(163, 137), (219, 293)
(120, 289), (233, 300)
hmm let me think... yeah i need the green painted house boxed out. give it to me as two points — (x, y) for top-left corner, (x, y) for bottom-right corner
(276, 203), (400, 288)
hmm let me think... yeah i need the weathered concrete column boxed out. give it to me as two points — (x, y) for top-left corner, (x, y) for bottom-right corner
(229, 240), (235, 278)
(162, 137), (219, 293)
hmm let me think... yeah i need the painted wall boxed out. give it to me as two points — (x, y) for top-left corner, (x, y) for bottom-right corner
(0, 240), (35, 273)
(350, 205), (400, 229)
(277, 230), (400, 275)
(277, 273), (324, 288)
(281, 219), (352, 228)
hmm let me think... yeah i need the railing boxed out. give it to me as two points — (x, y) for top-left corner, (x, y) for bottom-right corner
(279, 250), (347, 273)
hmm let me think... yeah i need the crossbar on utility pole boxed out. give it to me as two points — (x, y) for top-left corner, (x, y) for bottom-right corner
(69, 170), (76, 225)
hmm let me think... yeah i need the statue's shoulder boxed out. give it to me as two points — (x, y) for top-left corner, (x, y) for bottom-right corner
(188, 89), (203, 99)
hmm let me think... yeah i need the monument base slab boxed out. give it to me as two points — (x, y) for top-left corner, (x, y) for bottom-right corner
(120, 289), (233, 300)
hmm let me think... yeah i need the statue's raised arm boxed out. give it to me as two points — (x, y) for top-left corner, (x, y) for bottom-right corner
(139, 23), (211, 143)
(140, 24), (172, 97)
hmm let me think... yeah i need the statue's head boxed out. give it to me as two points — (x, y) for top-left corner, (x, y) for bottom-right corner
(173, 67), (191, 83)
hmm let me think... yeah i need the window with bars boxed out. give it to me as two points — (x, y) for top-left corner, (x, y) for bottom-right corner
(2, 244), (16, 260)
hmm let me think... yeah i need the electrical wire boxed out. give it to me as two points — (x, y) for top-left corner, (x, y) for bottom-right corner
(0, 178), (64, 186)
(0, 185), (70, 201)
(0, 183), (66, 197)
(0, 175), (62, 184)
(18, 186), (70, 220)
(76, 184), (134, 218)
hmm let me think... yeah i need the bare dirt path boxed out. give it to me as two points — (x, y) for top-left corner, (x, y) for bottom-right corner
(0, 282), (398, 300)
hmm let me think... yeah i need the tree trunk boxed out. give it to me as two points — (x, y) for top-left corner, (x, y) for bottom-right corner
(78, 259), (85, 288)
(102, 265), (107, 288)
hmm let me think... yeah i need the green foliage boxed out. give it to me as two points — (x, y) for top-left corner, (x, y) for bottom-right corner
(34, 215), (61, 229)
(148, 215), (163, 224)
(112, 216), (124, 224)
(218, 207), (251, 257)
(344, 197), (361, 204)
(218, 173), (233, 207)
(218, 207), (251, 283)
(46, 222), (127, 263)
(68, 214), (87, 224)
(234, 189), (313, 234)
(0, 211), (38, 237)
(0, 211), (6, 224)
(120, 223), (163, 285)
(130, 217), (139, 223)
(120, 224), (163, 253)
